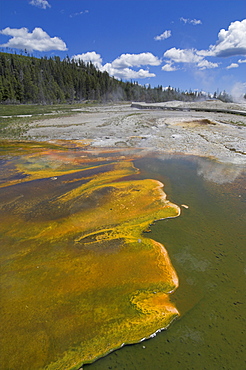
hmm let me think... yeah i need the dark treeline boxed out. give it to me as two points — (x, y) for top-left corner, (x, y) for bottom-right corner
(0, 52), (232, 104)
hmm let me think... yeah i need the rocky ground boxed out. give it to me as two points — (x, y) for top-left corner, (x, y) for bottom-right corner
(26, 100), (246, 165)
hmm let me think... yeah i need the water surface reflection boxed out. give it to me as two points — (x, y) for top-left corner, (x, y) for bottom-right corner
(85, 154), (246, 370)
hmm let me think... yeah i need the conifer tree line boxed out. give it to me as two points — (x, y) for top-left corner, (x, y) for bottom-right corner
(0, 52), (232, 104)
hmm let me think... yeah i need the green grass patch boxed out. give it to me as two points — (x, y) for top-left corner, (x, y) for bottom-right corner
(0, 103), (93, 139)
(0, 117), (31, 139)
(0, 101), (125, 117)
(0, 102), (93, 116)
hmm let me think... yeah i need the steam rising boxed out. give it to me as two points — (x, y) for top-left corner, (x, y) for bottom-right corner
(231, 82), (246, 103)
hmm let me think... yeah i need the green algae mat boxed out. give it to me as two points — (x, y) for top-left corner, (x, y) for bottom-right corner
(0, 141), (180, 369)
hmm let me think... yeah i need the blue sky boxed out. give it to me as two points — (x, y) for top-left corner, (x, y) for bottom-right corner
(0, 0), (246, 97)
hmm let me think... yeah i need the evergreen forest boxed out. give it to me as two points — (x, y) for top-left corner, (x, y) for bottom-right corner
(0, 52), (232, 104)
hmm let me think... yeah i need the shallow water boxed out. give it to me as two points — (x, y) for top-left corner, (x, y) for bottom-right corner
(0, 142), (245, 369)
(84, 154), (246, 370)
(0, 142), (180, 369)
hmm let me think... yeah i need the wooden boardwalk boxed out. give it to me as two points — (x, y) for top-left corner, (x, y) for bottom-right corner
(131, 102), (246, 117)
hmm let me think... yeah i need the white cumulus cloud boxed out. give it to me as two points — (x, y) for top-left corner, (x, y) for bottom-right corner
(0, 27), (67, 52)
(197, 59), (219, 70)
(163, 47), (219, 71)
(29, 0), (51, 9)
(164, 48), (202, 64)
(226, 63), (239, 69)
(72, 51), (158, 79)
(111, 52), (161, 69)
(154, 30), (171, 41)
(200, 19), (246, 57)
(72, 52), (102, 68)
(102, 64), (155, 79)
(163, 19), (246, 73)
(162, 63), (177, 72)
(103, 52), (160, 79)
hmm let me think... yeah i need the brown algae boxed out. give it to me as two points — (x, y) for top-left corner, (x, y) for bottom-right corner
(0, 141), (180, 369)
